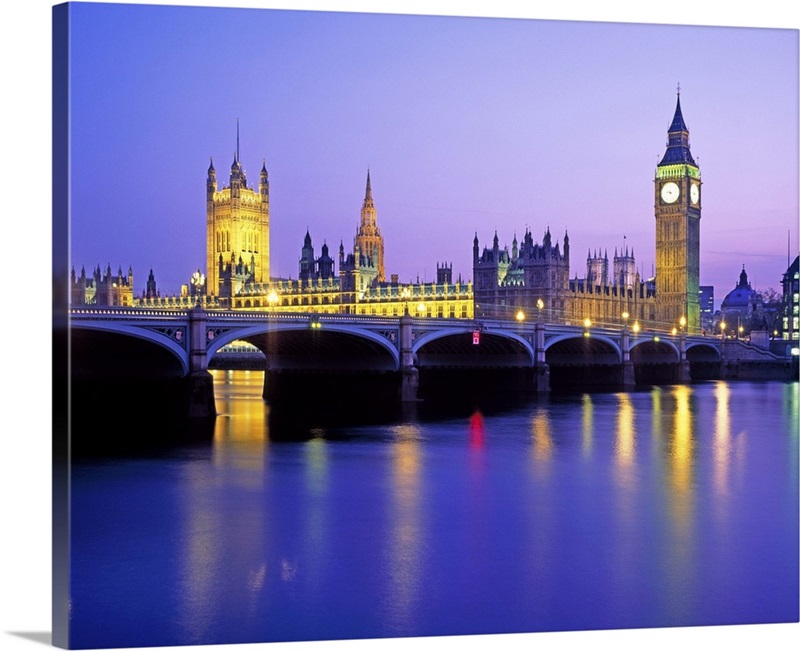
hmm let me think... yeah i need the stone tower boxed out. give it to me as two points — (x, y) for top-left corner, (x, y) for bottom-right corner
(354, 170), (385, 284)
(206, 124), (270, 296)
(654, 90), (701, 332)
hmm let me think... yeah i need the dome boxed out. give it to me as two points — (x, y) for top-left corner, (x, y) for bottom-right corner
(721, 266), (756, 312)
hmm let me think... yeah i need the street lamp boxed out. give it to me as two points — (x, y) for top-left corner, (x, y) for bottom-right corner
(267, 290), (279, 312)
(417, 302), (426, 317)
(516, 309), (525, 323)
(679, 315), (686, 332)
(720, 321), (727, 339)
(633, 321), (640, 335)
(400, 287), (411, 316)
(583, 317), (591, 337)
(537, 298), (544, 323)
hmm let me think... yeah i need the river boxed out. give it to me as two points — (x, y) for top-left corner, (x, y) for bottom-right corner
(68, 373), (799, 649)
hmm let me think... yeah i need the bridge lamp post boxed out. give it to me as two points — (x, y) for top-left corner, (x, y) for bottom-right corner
(679, 315), (686, 332)
(516, 310), (525, 323)
(633, 321), (640, 336)
(417, 302), (426, 318)
(401, 287), (411, 316)
(720, 320), (727, 339)
(583, 317), (591, 338)
(622, 311), (629, 331)
(537, 298), (544, 324)
(267, 290), (279, 313)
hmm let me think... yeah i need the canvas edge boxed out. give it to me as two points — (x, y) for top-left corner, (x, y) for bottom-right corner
(52, 2), (71, 648)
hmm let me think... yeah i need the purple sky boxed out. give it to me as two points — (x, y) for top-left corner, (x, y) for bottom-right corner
(2, 4), (799, 651)
(65, 3), (798, 304)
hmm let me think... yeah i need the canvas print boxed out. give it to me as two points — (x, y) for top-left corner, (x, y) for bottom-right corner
(53, 2), (799, 649)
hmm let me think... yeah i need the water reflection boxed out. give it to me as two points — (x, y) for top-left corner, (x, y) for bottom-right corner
(386, 423), (424, 633)
(211, 370), (268, 474)
(713, 382), (732, 499)
(69, 375), (798, 648)
(664, 384), (696, 623)
(302, 435), (329, 597)
(581, 393), (593, 457)
(615, 393), (635, 470)
(531, 408), (553, 465)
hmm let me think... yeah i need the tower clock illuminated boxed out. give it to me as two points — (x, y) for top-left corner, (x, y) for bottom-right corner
(654, 89), (701, 332)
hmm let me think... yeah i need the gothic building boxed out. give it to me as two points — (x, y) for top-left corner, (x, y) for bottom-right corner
(71, 264), (134, 307)
(473, 228), (570, 321)
(354, 170), (385, 283)
(207, 168), (473, 318)
(472, 91), (700, 332)
(206, 126), (270, 297)
(654, 90), (702, 330)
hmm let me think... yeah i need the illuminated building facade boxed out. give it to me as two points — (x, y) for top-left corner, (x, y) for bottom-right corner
(209, 169), (473, 318)
(473, 229), (657, 327)
(354, 170), (385, 283)
(654, 90), (702, 331)
(471, 92), (701, 332)
(206, 128), (270, 298)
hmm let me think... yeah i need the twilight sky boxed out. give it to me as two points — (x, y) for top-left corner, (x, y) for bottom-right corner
(65, 2), (798, 303)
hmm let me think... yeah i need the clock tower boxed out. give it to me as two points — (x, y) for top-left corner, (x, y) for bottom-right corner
(654, 89), (701, 332)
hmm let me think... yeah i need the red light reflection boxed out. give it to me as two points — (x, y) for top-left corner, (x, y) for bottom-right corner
(469, 410), (485, 448)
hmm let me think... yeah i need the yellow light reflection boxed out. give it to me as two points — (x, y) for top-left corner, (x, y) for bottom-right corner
(304, 435), (329, 496)
(581, 393), (593, 457)
(211, 370), (269, 473)
(387, 423), (423, 632)
(671, 385), (694, 497)
(713, 382), (731, 498)
(615, 393), (635, 469)
(532, 409), (553, 464)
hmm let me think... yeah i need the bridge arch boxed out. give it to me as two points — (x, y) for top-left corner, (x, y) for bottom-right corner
(70, 321), (189, 375)
(413, 328), (535, 367)
(208, 321), (400, 371)
(685, 341), (722, 362)
(629, 338), (681, 364)
(544, 333), (623, 363)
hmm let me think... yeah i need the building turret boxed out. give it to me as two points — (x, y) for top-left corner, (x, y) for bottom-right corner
(299, 230), (316, 281)
(354, 169), (385, 284)
(206, 123), (270, 295)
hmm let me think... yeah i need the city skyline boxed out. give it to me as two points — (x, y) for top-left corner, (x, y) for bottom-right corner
(1, 4), (797, 651)
(65, 2), (798, 305)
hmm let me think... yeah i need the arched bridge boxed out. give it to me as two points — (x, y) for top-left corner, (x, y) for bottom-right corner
(68, 306), (782, 418)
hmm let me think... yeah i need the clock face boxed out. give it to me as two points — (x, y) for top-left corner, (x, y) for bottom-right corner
(690, 183), (699, 205)
(661, 182), (680, 204)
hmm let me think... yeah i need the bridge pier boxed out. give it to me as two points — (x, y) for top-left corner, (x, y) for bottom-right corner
(399, 313), (420, 402)
(187, 306), (216, 418)
(534, 322), (550, 392)
(622, 361), (635, 388)
(676, 360), (692, 384)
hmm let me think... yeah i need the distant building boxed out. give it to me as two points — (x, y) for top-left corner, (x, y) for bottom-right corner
(699, 285), (714, 330)
(472, 91), (699, 332)
(70, 264), (134, 307)
(720, 266), (763, 335)
(782, 255), (799, 341)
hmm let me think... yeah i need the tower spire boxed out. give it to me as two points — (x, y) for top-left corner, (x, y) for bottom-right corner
(236, 117), (240, 162)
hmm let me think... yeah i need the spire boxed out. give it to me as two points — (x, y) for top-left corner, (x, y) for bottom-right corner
(365, 168), (372, 202)
(659, 87), (696, 166)
(208, 156), (215, 174)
